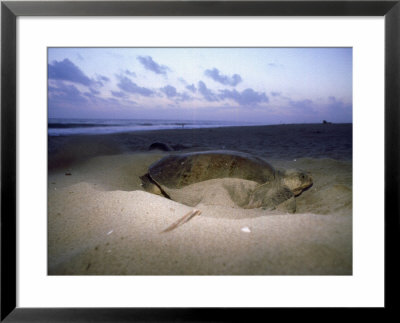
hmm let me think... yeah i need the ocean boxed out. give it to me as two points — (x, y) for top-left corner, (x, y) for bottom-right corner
(48, 118), (260, 136)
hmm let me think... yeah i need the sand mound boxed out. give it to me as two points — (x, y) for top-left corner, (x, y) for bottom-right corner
(161, 178), (257, 209)
(48, 180), (352, 275)
(49, 153), (352, 216)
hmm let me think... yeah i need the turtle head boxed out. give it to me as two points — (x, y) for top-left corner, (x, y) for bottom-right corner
(279, 169), (313, 196)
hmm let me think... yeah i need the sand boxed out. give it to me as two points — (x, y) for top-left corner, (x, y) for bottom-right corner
(48, 124), (352, 275)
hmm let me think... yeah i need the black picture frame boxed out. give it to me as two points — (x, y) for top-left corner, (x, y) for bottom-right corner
(1, 1), (399, 321)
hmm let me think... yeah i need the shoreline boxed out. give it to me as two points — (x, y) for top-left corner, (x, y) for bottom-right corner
(48, 122), (352, 137)
(48, 123), (352, 170)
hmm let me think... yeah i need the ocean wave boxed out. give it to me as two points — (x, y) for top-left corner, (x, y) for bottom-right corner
(48, 118), (257, 136)
(48, 123), (121, 129)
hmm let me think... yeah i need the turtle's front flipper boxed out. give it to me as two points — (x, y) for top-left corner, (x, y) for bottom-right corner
(246, 183), (296, 213)
(140, 173), (163, 196)
(275, 195), (296, 213)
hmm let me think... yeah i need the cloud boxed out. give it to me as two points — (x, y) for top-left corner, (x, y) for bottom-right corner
(48, 59), (93, 86)
(288, 99), (313, 112)
(178, 92), (193, 102)
(328, 96), (339, 103)
(160, 85), (193, 102)
(117, 76), (154, 97)
(90, 92), (135, 108)
(160, 85), (178, 98)
(198, 81), (219, 102)
(268, 63), (284, 68)
(97, 75), (110, 83)
(48, 79), (139, 118)
(137, 56), (170, 75)
(197, 81), (267, 105)
(178, 77), (187, 85)
(125, 70), (136, 77)
(326, 96), (351, 112)
(284, 96), (352, 122)
(204, 68), (242, 86)
(83, 92), (96, 99)
(186, 84), (196, 93)
(111, 91), (128, 98)
(270, 91), (281, 97)
(324, 96), (352, 121)
(219, 88), (269, 106)
(89, 88), (100, 95)
(48, 82), (88, 107)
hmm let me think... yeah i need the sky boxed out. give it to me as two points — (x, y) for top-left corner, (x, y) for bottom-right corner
(48, 48), (352, 124)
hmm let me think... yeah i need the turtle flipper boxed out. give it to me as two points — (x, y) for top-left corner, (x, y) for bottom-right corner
(275, 196), (296, 213)
(246, 183), (296, 212)
(140, 173), (163, 196)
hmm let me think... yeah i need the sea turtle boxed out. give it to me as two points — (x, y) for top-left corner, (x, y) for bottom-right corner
(140, 150), (312, 212)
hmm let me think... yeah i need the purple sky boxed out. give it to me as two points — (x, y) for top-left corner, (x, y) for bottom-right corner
(48, 48), (352, 124)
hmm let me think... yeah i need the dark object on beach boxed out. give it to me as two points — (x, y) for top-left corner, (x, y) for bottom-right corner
(65, 172), (72, 176)
(148, 142), (191, 151)
(322, 120), (332, 124)
(148, 142), (173, 151)
(140, 150), (313, 213)
(171, 143), (191, 151)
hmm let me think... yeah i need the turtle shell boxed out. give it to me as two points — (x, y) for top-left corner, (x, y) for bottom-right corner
(148, 150), (276, 190)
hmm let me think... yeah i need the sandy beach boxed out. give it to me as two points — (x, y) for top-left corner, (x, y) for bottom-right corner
(48, 123), (352, 275)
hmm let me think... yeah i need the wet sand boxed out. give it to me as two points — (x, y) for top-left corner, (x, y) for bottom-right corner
(48, 124), (352, 275)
